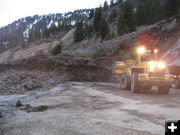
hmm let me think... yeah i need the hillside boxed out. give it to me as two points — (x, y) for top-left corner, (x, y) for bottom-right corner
(0, 9), (91, 52)
(1, 0), (179, 54)
(0, 0), (179, 94)
(0, 16), (179, 95)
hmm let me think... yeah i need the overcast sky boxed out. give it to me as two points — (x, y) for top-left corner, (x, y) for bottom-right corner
(0, 0), (109, 27)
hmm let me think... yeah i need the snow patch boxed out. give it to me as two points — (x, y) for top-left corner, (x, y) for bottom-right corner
(55, 22), (58, 27)
(2, 41), (9, 48)
(71, 20), (76, 26)
(23, 19), (27, 23)
(67, 14), (71, 18)
(47, 20), (53, 28)
(23, 23), (34, 40)
(33, 19), (38, 25)
(23, 28), (29, 40)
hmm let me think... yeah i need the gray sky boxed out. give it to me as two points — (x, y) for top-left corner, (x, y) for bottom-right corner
(0, 0), (109, 27)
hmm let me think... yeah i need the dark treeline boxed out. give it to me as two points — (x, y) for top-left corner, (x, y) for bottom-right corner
(40, 0), (179, 42)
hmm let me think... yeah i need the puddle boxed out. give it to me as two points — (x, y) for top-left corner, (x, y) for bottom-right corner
(19, 105), (48, 113)
(0, 83), (67, 119)
(0, 83), (66, 104)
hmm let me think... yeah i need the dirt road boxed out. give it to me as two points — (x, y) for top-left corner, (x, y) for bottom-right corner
(0, 82), (180, 135)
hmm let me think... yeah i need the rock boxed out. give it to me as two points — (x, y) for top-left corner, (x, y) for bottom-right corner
(37, 105), (48, 112)
(23, 80), (42, 91)
(16, 100), (23, 107)
(49, 41), (62, 56)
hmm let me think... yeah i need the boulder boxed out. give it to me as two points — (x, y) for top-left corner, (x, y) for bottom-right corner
(23, 80), (42, 91)
(16, 100), (23, 107)
(49, 41), (62, 56)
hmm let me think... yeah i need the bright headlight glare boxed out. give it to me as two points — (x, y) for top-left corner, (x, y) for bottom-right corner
(148, 61), (165, 71)
(137, 47), (145, 54)
(149, 61), (157, 69)
(157, 62), (165, 69)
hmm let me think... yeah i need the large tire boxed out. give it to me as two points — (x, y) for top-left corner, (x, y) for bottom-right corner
(158, 85), (170, 94)
(131, 73), (142, 93)
(171, 78), (180, 89)
(119, 72), (131, 90)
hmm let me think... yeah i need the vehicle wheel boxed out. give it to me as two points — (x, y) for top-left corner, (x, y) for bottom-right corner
(158, 85), (170, 94)
(119, 72), (131, 90)
(171, 78), (180, 89)
(131, 73), (142, 93)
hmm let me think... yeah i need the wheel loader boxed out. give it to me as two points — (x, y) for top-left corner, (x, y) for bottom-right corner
(114, 47), (173, 94)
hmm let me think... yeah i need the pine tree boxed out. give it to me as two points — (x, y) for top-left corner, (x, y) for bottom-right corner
(99, 17), (109, 39)
(164, 0), (180, 17)
(110, 0), (114, 7)
(117, 0), (136, 35)
(103, 1), (108, 10)
(108, 9), (117, 23)
(136, 0), (163, 25)
(93, 8), (102, 32)
(74, 21), (84, 42)
(146, 0), (162, 24)
(117, 13), (125, 35)
(123, 0), (136, 31)
(85, 25), (94, 37)
(115, 0), (123, 5)
(136, 2), (147, 25)
(89, 9), (94, 19)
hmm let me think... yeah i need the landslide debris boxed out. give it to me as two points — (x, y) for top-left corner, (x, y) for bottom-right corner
(0, 55), (113, 95)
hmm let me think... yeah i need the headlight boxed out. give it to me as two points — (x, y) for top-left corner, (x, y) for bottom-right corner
(148, 61), (157, 72)
(137, 47), (145, 54)
(148, 61), (166, 72)
(157, 62), (165, 69)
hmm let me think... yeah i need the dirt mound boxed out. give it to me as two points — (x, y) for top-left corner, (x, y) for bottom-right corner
(12, 56), (113, 82)
(0, 56), (113, 94)
(0, 70), (62, 95)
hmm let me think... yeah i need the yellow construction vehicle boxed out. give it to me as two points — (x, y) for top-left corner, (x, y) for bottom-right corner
(114, 46), (173, 94)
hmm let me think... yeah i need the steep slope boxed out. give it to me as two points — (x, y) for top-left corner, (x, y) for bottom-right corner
(61, 16), (180, 57)
(0, 9), (91, 52)
(162, 39), (180, 66)
(0, 16), (179, 95)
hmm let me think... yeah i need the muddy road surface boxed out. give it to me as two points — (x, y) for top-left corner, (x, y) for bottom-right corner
(0, 82), (180, 135)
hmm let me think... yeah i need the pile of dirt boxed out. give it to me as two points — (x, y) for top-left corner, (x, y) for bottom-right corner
(0, 70), (62, 95)
(0, 56), (114, 94)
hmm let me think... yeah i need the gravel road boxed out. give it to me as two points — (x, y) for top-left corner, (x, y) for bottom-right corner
(1, 82), (180, 135)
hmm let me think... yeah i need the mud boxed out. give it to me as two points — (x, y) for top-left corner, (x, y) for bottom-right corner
(1, 82), (180, 135)
(19, 104), (48, 113)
